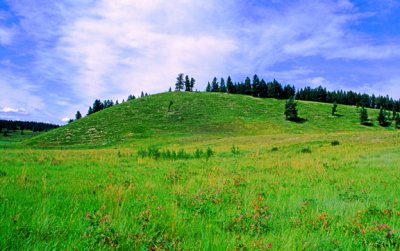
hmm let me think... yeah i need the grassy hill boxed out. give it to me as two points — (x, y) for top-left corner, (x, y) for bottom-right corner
(2, 91), (400, 250)
(26, 91), (387, 147)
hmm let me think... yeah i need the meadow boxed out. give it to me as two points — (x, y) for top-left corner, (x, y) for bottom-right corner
(1, 92), (400, 250)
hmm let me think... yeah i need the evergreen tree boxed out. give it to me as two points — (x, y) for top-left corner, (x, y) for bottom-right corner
(141, 91), (144, 97)
(87, 106), (93, 116)
(219, 78), (227, 92)
(252, 74), (260, 97)
(331, 101), (338, 116)
(75, 111), (82, 120)
(211, 77), (219, 92)
(395, 114), (400, 129)
(184, 75), (191, 91)
(169, 87), (172, 92)
(206, 82), (211, 92)
(190, 77), (195, 92)
(360, 107), (369, 125)
(127, 94), (136, 101)
(175, 73), (184, 91)
(284, 97), (299, 121)
(377, 107), (387, 126)
(92, 99), (104, 113)
(244, 77), (252, 95)
(226, 76), (234, 93)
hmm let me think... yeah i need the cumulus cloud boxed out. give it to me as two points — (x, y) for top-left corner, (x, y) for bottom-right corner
(2, 0), (400, 122)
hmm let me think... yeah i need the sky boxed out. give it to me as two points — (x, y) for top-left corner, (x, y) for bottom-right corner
(1, 0), (400, 124)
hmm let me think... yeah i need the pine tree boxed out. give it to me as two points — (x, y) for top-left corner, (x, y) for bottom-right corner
(244, 77), (252, 95)
(87, 106), (93, 116)
(92, 99), (104, 113)
(206, 82), (211, 92)
(220, 78), (227, 92)
(75, 111), (82, 120)
(190, 78), (195, 92)
(360, 107), (369, 125)
(227, 76), (234, 93)
(175, 73), (184, 91)
(252, 74), (260, 97)
(377, 107), (387, 126)
(211, 77), (219, 92)
(184, 75), (191, 91)
(395, 114), (400, 129)
(331, 101), (338, 116)
(284, 97), (299, 121)
(141, 91), (144, 97)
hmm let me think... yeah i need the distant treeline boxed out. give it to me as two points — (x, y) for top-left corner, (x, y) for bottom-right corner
(205, 75), (400, 111)
(0, 120), (59, 133)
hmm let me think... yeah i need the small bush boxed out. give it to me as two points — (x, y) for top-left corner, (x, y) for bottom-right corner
(301, 147), (312, 154)
(231, 145), (240, 155)
(331, 140), (340, 146)
(271, 147), (279, 152)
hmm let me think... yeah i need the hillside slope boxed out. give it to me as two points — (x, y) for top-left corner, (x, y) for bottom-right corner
(26, 92), (387, 147)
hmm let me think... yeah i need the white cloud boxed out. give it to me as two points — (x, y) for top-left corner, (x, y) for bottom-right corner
(61, 117), (70, 122)
(0, 26), (14, 45)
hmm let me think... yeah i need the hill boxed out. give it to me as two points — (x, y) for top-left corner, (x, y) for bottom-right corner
(26, 91), (388, 147)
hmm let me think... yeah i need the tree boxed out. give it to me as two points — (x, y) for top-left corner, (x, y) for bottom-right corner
(87, 106), (93, 116)
(252, 74), (260, 97)
(190, 77), (195, 92)
(92, 99), (104, 113)
(395, 114), (400, 129)
(284, 97), (299, 121)
(127, 94), (136, 101)
(184, 75), (191, 91)
(206, 82), (211, 92)
(220, 78), (227, 92)
(175, 73), (184, 91)
(360, 107), (369, 125)
(141, 91), (144, 97)
(75, 111), (82, 120)
(331, 101), (338, 116)
(211, 77), (219, 92)
(377, 107), (388, 126)
(244, 77), (252, 95)
(227, 76), (234, 93)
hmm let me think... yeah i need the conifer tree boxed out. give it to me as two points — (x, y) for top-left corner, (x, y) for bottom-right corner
(87, 106), (93, 115)
(184, 75), (191, 91)
(75, 111), (82, 120)
(190, 77), (195, 92)
(227, 76), (234, 93)
(360, 107), (369, 125)
(220, 78), (227, 92)
(331, 101), (338, 116)
(285, 97), (299, 121)
(377, 107), (387, 126)
(211, 77), (219, 92)
(175, 73), (184, 91)
(206, 82), (211, 92)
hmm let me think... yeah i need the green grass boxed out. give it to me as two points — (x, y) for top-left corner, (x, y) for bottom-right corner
(1, 92), (400, 250)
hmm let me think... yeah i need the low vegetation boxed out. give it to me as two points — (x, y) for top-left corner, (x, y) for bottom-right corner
(1, 92), (400, 249)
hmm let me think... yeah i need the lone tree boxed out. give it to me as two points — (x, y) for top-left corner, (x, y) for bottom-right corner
(75, 111), (82, 120)
(285, 97), (299, 121)
(331, 101), (338, 116)
(175, 73), (184, 91)
(360, 107), (369, 125)
(377, 107), (388, 126)
(206, 82), (211, 92)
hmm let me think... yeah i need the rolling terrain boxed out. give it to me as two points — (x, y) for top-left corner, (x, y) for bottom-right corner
(1, 92), (400, 250)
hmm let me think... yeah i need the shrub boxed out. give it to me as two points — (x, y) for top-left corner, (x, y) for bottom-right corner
(331, 140), (340, 146)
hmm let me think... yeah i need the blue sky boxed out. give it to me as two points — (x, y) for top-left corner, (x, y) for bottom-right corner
(1, 0), (400, 124)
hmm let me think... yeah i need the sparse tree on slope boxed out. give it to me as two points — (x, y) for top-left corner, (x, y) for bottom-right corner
(331, 101), (338, 116)
(284, 97), (299, 121)
(377, 107), (388, 126)
(211, 77), (219, 92)
(360, 107), (369, 125)
(75, 111), (82, 120)
(206, 82), (211, 92)
(190, 77), (195, 92)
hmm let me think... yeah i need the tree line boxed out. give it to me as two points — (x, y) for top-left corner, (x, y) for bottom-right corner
(0, 119), (59, 136)
(204, 74), (400, 112)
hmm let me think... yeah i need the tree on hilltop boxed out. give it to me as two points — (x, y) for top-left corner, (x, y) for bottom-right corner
(331, 101), (338, 116)
(75, 111), (82, 120)
(185, 75), (191, 92)
(175, 73), (184, 91)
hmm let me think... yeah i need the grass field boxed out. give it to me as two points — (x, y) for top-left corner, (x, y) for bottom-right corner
(1, 92), (400, 250)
